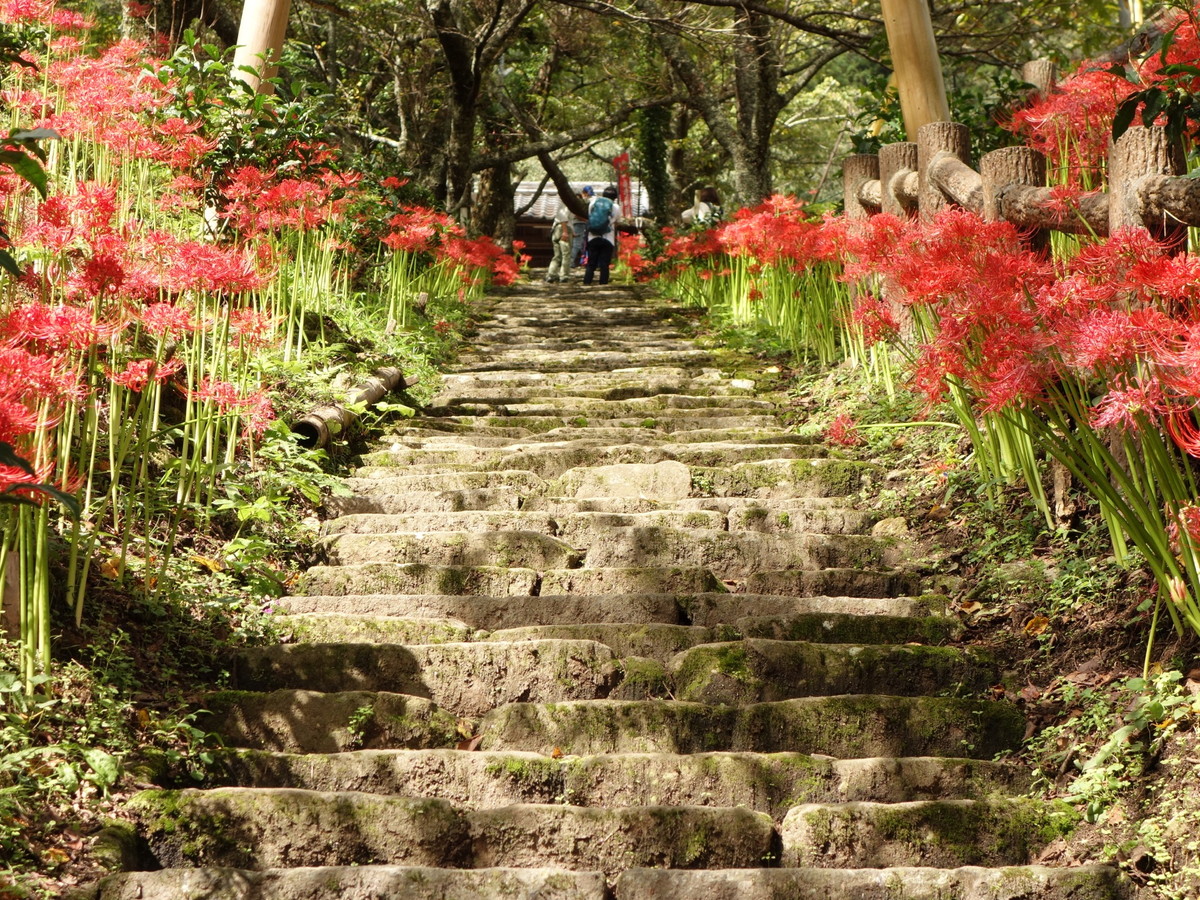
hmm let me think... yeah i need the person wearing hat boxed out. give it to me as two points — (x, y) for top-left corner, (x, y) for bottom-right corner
(583, 185), (621, 286)
(571, 186), (593, 269)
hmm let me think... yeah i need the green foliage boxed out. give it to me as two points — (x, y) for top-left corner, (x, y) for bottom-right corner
(1029, 670), (1195, 823)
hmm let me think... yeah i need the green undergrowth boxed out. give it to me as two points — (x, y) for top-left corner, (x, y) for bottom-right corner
(0, 294), (476, 897)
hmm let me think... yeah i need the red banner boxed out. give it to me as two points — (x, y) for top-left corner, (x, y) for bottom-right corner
(613, 152), (632, 215)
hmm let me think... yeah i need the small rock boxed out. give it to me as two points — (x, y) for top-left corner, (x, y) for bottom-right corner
(871, 516), (909, 537)
(730, 378), (755, 390)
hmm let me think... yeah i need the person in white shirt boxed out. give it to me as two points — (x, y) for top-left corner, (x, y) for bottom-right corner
(545, 206), (572, 283)
(583, 185), (621, 286)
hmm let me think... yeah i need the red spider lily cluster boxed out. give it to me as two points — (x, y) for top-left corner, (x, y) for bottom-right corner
(648, 196), (839, 279)
(1007, 8), (1200, 187)
(0, 0), (521, 504)
(381, 207), (522, 286)
(838, 210), (1200, 445)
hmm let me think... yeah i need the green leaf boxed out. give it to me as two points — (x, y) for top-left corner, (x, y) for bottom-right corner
(0, 441), (35, 475)
(1112, 94), (1142, 143)
(0, 148), (47, 197)
(1140, 88), (1163, 126)
(81, 748), (121, 791)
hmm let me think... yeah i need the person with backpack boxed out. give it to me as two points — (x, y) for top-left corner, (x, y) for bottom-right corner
(545, 206), (572, 283)
(583, 185), (621, 286)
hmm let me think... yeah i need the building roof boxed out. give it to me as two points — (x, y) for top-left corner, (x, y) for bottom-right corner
(514, 180), (651, 220)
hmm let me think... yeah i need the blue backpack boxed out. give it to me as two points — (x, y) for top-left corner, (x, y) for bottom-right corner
(587, 197), (614, 235)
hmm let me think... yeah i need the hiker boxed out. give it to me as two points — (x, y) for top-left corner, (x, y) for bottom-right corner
(545, 206), (572, 283)
(681, 186), (722, 227)
(583, 185), (621, 286)
(571, 186), (593, 268)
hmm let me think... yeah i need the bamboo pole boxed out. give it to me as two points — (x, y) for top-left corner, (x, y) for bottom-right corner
(232, 0), (293, 94)
(879, 0), (951, 139)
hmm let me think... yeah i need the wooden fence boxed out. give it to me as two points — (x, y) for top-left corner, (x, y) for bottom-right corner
(842, 64), (1200, 249)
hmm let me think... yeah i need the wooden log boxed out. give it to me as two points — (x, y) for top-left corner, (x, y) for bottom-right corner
(1109, 125), (1187, 251)
(232, 0), (293, 94)
(1136, 175), (1200, 229)
(880, 142), (919, 216)
(917, 122), (971, 219)
(986, 184), (1110, 236)
(927, 151), (984, 215)
(1020, 59), (1057, 101)
(879, 0), (951, 139)
(843, 154), (881, 219)
(292, 368), (420, 449)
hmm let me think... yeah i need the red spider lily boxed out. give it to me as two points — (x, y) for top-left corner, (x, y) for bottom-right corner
(1166, 409), (1200, 457)
(1090, 376), (1169, 431)
(0, 0), (91, 29)
(137, 302), (194, 338)
(381, 176), (410, 190)
(107, 356), (184, 393)
(1007, 62), (1134, 186)
(0, 302), (121, 353)
(825, 413), (863, 447)
(849, 293), (900, 345)
(189, 378), (275, 438)
(228, 308), (276, 350)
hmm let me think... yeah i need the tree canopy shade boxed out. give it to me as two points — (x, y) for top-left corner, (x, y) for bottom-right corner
(219, 0), (1128, 229)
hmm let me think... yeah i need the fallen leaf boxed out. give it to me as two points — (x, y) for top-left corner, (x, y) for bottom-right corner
(456, 734), (482, 751)
(1023, 615), (1051, 637)
(959, 600), (983, 614)
(99, 557), (121, 579)
(550, 746), (563, 759)
(1019, 683), (1041, 702)
(455, 718), (474, 739)
(190, 554), (224, 573)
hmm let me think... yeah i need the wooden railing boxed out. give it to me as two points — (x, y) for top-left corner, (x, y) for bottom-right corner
(842, 75), (1200, 250)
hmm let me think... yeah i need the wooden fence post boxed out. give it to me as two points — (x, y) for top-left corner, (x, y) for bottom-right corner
(1109, 125), (1187, 252)
(879, 142), (919, 216)
(232, 0), (293, 94)
(879, 0), (952, 139)
(981, 146), (1048, 250)
(1020, 59), (1057, 101)
(917, 122), (971, 219)
(843, 154), (881, 219)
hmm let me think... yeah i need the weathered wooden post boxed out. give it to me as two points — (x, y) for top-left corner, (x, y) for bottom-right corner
(1109, 125), (1188, 252)
(917, 122), (972, 219)
(843, 154), (881, 219)
(233, 0), (292, 94)
(1020, 59), (1057, 101)
(879, 142), (919, 216)
(879, 0), (951, 139)
(981, 146), (1048, 249)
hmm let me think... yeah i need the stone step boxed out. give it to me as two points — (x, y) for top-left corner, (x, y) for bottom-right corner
(233, 640), (620, 717)
(779, 799), (1077, 868)
(453, 348), (717, 373)
(325, 487), (521, 516)
(579, 528), (894, 576)
(479, 696), (1025, 759)
(203, 688), (461, 753)
(429, 414), (782, 433)
(97, 867), (607, 900)
(320, 510), (560, 536)
(734, 568), (925, 598)
(275, 593), (687, 628)
(687, 458), (878, 499)
(319, 530), (583, 569)
(130, 788), (774, 875)
(275, 610), (960, 653)
(275, 593), (946, 630)
(355, 442), (825, 478)
(339, 468), (546, 496)
(612, 865), (1129, 899)
(385, 424), (804, 446)
(667, 640), (995, 703)
(300, 563), (541, 596)
(279, 614), (476, 645)
(216, 749), (1027, 816)
(432, 370), (755, 402)
(318, 509), (724, 539)
(432, 394), (777, 415)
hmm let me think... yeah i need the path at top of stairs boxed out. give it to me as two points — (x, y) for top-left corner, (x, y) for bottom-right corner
(96, 282), (1130, 900)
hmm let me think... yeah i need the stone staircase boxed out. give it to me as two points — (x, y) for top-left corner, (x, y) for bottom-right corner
(98, 284), (1129, 898)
